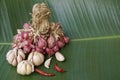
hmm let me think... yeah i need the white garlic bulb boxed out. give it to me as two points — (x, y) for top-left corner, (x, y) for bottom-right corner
(28, 51), (44, 66)
(6, 49), (25, 66)
(17, 60), (34, 75)
(44, 57), (52, 69)
(55, 52), (65, 62)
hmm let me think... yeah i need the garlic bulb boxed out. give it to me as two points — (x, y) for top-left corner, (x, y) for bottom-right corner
(28, 51), (44, 66)
(44, 57), (52, 69)
(55, 52), (65, 62)
(17, 60), (34, 75)
(6, 49), (25, 66)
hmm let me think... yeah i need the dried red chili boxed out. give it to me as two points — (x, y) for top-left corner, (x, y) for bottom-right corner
(35, 68), (55, 76)
(54, 63), (65, 72)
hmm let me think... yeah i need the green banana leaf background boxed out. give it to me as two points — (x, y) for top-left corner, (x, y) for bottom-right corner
(0, 0), (120, 80)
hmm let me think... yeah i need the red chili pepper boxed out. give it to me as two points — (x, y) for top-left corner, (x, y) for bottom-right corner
(54, 63), (65, 72)
(35, 68), (55, 76)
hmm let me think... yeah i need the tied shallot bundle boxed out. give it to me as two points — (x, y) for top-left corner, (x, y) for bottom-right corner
(6, 2), (70, 76)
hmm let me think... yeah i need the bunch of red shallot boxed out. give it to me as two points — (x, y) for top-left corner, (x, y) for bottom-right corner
(6, 2), (70, 76)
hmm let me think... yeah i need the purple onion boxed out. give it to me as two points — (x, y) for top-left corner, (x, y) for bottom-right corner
(64, 36), (70, 44)
(36, 46), (44, 53)
(30, 44), (35, 49)
(53, 45), (59, 52)
(17, 34), (23, 42)
(23, 31), (30, 39)
(56, 40), (65, 48)
(23, 46), (31, 53)
(47, 34), (55, 48)
(23, 23), (31, 29)
(45, 48), (55, 56)
(23, 40), (29, 46)
(38, 37), (47, 49)
(31, 48), (36, 52)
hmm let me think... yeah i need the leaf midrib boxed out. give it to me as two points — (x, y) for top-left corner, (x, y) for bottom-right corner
(0, 35), (120, 45)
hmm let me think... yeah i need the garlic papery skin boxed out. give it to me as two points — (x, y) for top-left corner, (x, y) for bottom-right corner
(28, 51), (44, 66)
(17, 60), (34, 75)
(6, 49), (26, 66)
(55, 52), (65, 62)
(44, 57), (52, 69)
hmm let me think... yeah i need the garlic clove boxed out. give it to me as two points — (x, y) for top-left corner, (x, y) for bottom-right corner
(26, 64), (32, 75)
(12, 59), (17, 66)
(18, 49), (25, 59)
(20, 63), (26, 75)
(33, 54), (41, 66)
(17, 61), (23, 73)
(55, 52), (65, 62)
(7, 51), (15, 64)
(17, 55), (22, 63)
(27, 61), (34, 72)
(27, 52), (34, 63)
(44, 57), (52, 69)
(6, 50), (12, 58)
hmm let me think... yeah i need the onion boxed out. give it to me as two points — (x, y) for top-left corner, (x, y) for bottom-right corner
(53, 45), (59, 52)
(64, 36), (70, 43)
(17, 34), (24, 42)
(23, 23), (31, 29)
(23, 31), (30, 39)
(23, 40), (29, 46)
(36, 46), (44, 53)
(45, 48), (54, 56)
(56, 40), (65, 48)
(47, 34), (55, 48)
(38, 37), (47, 49)
(23, 46), (31, 53)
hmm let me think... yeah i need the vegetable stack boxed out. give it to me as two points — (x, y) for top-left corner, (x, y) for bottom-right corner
(6, 2), (70, 76)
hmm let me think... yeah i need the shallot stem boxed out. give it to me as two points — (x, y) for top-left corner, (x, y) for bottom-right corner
(35, 68), (55, 76)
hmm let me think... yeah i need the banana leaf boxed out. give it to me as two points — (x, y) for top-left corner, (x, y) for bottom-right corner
(0, 0), (120, 80)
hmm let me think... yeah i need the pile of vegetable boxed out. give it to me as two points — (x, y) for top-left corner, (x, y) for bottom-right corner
(6, 2), (70, 76)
